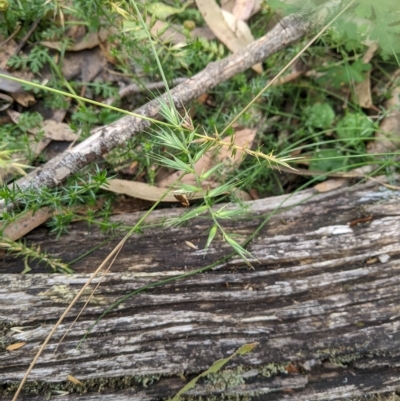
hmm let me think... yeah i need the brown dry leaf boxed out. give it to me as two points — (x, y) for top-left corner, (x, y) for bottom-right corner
(0, 69), (22, 92)
(111, 197), (153, 214)
(157, 128), (257, 188)
(0, 92), (13, 111)
(313, 178), (348, 193)
(149, 19), (187, 45)
(285, 362), (299, 374)
(7, 109), (77, 141)
(4, 111), (74, 175)
(1, 208), (52, 241)
(66, 24), (87, 41)
(2, 110), (50, 182)
(0, 40), (36, 106)
(222, 0), (261, 18)
(1, 199), (109, 241)
(98, 29), (117, 64)
(61, 48), (105, 83)
(29, 137), (52, 158)
(217, 127), (257, 165)
(0, 69), (35, 108)
(6, 342), (26, 351)
(221, 0), (236, 13)
(248, 188), (259, 199)
(353, 43), (378, 109)
(362, 42), (379, 63)
(67, 375), (84, 386)
(11, 91), (36, 108)
(6, 109), (22, 125)
(102, 179), (207, 202)
(147, 19), (216, 46)
(185, 241), (198, 250)
(33, 100), (71, 123)
(233, 189), (252, 201)
(42, 31), (99, 51)
(0, 38), (18, 69)
(42, 120), (78, 141)
(41, 27), (113, 51)
(195, 0), (262, 73)
(156, 155), (212, 188)
(354, 71), (372, 108)
(232, 0), (256, 21)
(190, 27), (216, 41)
(98, 26), (120, 65)
(367, 81), (400, 154)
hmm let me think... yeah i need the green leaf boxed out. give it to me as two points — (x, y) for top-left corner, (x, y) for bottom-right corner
(165, 205), (209, 227)
(200, 162), (224, 181)
(153, 153), (194, 174)
(355, 2), (372, 18)
(168, 342), (257, 401)
(309, 148), (345, 174)
(336, 112), (374, 146)
(205, 225), (218, 249)
(224, 234), (253, 261)
(214, 205), (245, 220)
(207, 182), (235, 198)
(236, 342), (259, 355)
(316, 60), (370, 89)
(146, 1), (190, 20)
(178, 184), (202, 192)
(215, 210), (235, 219)
(306, 103), (335, 130)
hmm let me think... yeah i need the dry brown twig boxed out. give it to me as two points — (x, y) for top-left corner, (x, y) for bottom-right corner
(104, 77), (188, 105)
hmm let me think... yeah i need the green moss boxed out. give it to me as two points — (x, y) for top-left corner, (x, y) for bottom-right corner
(316, 341), (371, 366)
(182, 395), (254, 401)
(259, 362), (288, 378)
(38, 285), (107, 305)
(206, 366), (245, 391)
(1, 374), (162, 399)
(0, 321), (20, 352)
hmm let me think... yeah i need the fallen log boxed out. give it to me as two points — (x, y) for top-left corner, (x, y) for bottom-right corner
(1, 179), (400, 400)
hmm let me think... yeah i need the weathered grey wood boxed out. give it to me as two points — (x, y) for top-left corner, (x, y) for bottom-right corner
(1, 179), (400, 400)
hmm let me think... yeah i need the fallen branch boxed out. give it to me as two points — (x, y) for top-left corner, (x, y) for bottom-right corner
(2, 179), (400, 400)
(0, 13), (310, 210)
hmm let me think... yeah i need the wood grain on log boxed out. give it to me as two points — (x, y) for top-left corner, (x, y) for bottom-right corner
(1, 179), (400, 400)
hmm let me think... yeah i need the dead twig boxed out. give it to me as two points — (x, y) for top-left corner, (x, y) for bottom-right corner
(0, 24), (21, 47)
(105, 77), (188, 105)
(13, 17), (42, 55)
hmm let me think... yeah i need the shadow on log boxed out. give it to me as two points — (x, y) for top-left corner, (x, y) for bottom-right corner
(1, 179), (400, 400)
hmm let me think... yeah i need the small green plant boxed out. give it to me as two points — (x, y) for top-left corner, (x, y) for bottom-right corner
(168, 342), (258, 401)
(336, 112), (374, 148)
(0, 167), (118, 239)
(0, 238), (73, 274)
(306, 103), (336, 130)
(0, 147), (29, 184)
(8, 46), (50, 74)
(269, 0), (400, 57)
(149, 100), (300, 262)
